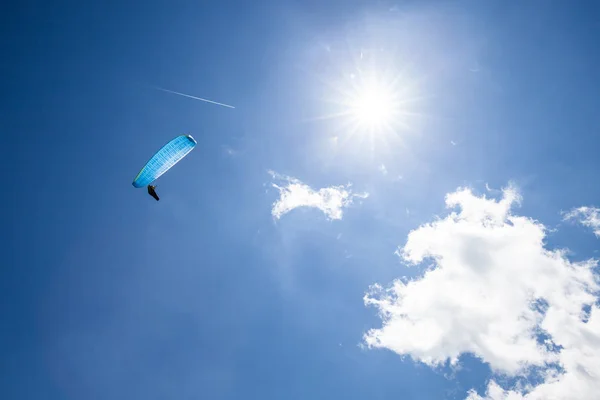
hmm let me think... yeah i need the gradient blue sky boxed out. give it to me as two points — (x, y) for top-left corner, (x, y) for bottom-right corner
(3, 1), (600, 399)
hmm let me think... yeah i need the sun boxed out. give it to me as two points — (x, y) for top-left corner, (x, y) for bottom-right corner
(336, 71), (414, 143)
(349, 81), (396, 129)
(302, 47), (428, 159)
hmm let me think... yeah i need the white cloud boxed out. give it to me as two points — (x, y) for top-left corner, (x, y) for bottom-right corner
(563, 206), (600, 238)
(363, 185), (600, 399)
(268, 171), (368, 220)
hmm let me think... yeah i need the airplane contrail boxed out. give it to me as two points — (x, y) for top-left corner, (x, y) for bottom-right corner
(153, 86), (235, 109)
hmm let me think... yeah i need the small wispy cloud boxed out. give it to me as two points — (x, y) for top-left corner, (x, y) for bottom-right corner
(222, 145), (238, 156)
(563, 206), (600, 237)
(379, 164), (388, 175)
(268, 171), (368, 220)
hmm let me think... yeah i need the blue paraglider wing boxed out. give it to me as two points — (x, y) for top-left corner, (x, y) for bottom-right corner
(132, 134), (197, 188)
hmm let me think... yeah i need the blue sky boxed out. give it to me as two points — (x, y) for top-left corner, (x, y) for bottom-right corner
(3, 1), (600, 399)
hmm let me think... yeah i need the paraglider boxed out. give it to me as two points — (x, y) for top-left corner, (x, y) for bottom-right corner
(132, 134), (197, 200)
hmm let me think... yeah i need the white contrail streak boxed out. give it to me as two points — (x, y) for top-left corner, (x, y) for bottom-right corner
(153, 86), (235, 109)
